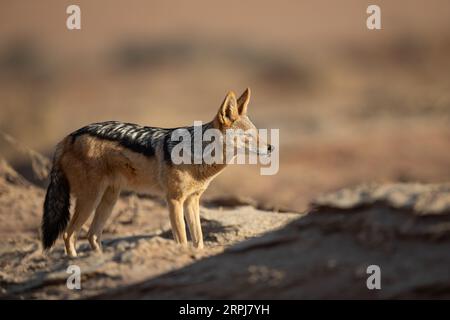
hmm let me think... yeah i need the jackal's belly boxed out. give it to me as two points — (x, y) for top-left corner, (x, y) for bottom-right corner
(114, 152), (164, 195)
(121, 167), (164, 196)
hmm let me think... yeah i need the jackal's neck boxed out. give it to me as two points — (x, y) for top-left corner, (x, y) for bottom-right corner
(196, 161), (228, 180)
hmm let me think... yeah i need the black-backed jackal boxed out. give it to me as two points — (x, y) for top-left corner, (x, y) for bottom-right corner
(41, 89), (272, 257)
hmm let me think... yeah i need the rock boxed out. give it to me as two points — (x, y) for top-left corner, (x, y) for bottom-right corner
(313, 183), (450, 215)
(0, 158), (30, 186)
(0, 159), (43, 235)
(0, 131), (51, 187)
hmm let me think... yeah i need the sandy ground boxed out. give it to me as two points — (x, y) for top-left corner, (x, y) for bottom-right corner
(98, 184), (450, 300)
(0, 160), (299, 299)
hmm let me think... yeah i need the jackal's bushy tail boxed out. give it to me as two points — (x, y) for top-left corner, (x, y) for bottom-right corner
(42, 158), (70, 250)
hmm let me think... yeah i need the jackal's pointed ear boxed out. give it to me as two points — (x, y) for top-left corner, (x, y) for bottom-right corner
(217, 91), (239, 126)
(237, 88), (251, 115)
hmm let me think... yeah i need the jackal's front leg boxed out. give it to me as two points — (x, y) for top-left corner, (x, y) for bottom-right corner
(167, 198), (188, 245)
(185, 194), (204, 249)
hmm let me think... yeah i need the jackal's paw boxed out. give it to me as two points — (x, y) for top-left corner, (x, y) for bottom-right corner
(88, 235), (103, 253)
(66, 250), (78, 258)
(65, 243), (78, 258)
(193, 242), (204, 250)
(92, 247), (103, 255)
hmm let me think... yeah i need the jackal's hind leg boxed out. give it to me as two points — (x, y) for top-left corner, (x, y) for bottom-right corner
(167, 197), (188, 245)
(64, 190), (104, 257)
(88, 186), (120, 253)
(185, 193), (204, 249)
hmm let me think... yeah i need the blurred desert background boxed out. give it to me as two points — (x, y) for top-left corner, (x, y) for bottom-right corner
(1, 0), (450, 299)
(1, 0), (450, 211)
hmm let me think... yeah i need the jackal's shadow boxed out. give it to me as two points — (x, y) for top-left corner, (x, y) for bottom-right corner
(159, 217), (239, 242)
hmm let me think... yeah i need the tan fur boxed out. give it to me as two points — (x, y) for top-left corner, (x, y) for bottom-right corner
(53, 88), (266, 257)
